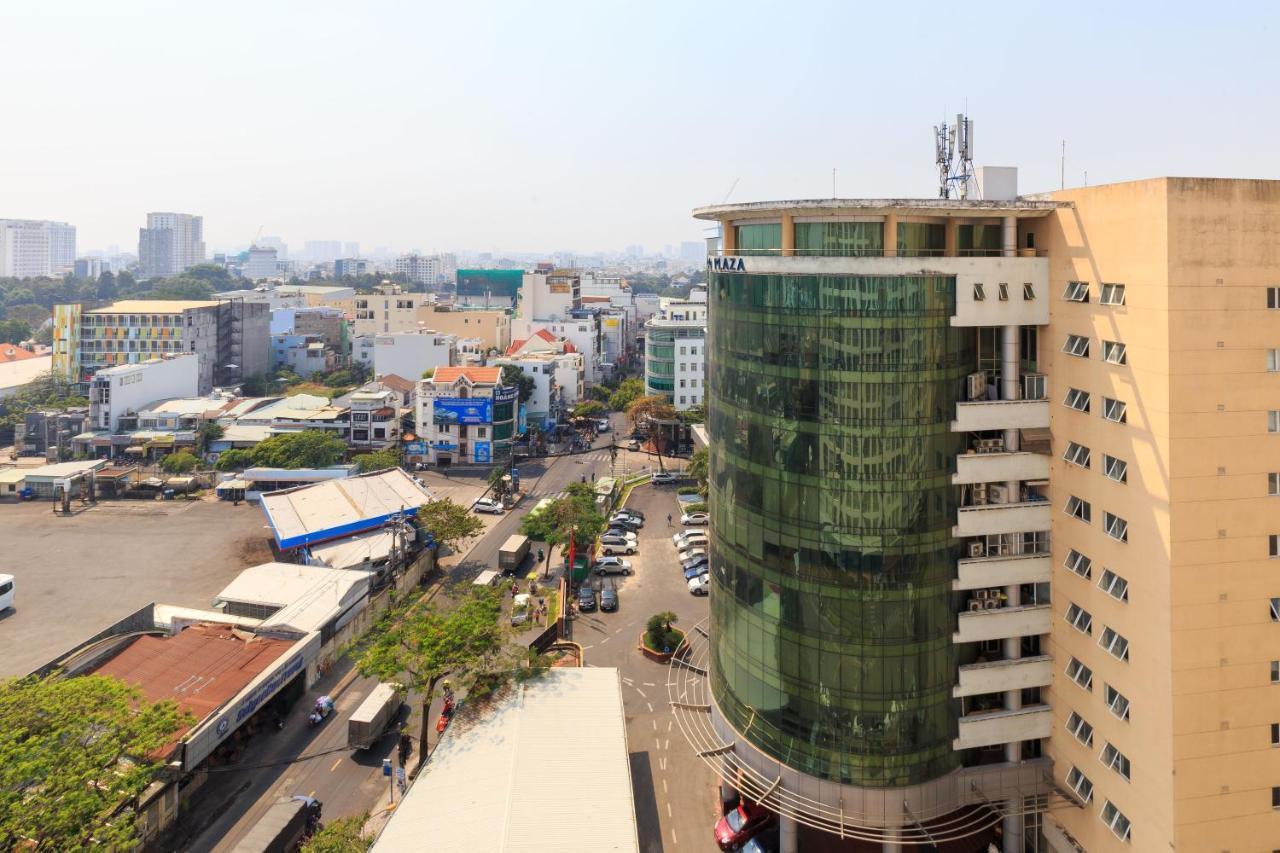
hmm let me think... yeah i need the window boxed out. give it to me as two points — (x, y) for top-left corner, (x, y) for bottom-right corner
(1065, 603), (1094, 635)
(1064, 281), (1090, 302)
(1100, 742), (1132, 781)
(1274, 660), (1280, 684)
(1274, 787), (1280, 809)
(1103, 397), (1128, 423)
(1065, 549), (1093, 579)
(1065, 495), (1092, 523)
(1271, 598), (1280, 622)
(1066, 711), (1094, 747)
(1100, 283), (1126, 305)
(1272, 722), (1279, 747)
(1104, 512), (1129, 542)
(1269, 350), (1280, 372)
(1063, 334), (1090, 357)
(476, 427), (486, 438)
(1272, 535), (1280, 557)
(1272, 411), (1280, 433)
(1063, 441), (1092, 468)
(1104, 684), (1131, 721)
(1269, 287), (1280, 309)
(1023, 283), (1036, 300)
(1066, 766), (1094, 803)
(1064, 388), (1091, 413)
(1099, 569), (1130, 602)
(1270, 473), (1280, 496)
(1066, 657), (1094, 690)
(972, 283), (985, 301)
(679, 396), (686, 405)
(998, 283), (1009, 301)
(1100, 800), (1132, 842)
(1102, 340), (1128, 365)
(1099, 626), (1130, 661)
(1103, 454), (1128, 483)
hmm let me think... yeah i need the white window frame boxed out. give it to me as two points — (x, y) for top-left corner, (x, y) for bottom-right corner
(1066, 657), (1094, 690)
(1270, 473), (1280, 496)
(1272, 597), (1280, 622)
(1065, 549), (1093, 580)
(1066, 711), (1094, 747)
(1063, 281), (1090, 302)
(1065, 602), (1094, 635)
(1063, 334), (1090, 357)
(973, 283), (985, 301)
(1066, 766), (1094, 803)
(1098, 568), (1130, 602)
(1102, 397), (1128, 423)
(1063, 441), (1092, 468)
(1104, 511), (1129, 543)
(1269, 287), (1280, 309)
(1272, 535), (1280, 558)
(1065, 495), (1092, 523)
(1100, 800), (1132, 842)
(1104, 684), (1131, 721)
(1100, 283), (1126, 305)
(997, 282), (1009, 301)
(1063, 387), (1091, 413)
(1099, 626), (1130, 661)
(1100, 742), (1132, 781)
(1103, 454), (1128, 483)
(1022, 282), (1035, 300)
(1102, 340), (1128, 365)
(1268, 349), (1280, 372)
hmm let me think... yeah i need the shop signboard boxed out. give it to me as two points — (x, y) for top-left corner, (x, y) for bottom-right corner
(473, 441), (491, 464)
(432, 397), (492, 425)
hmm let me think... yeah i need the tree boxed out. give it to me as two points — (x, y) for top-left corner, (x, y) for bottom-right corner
(607, 377), (645, 412)
(499, 364), (535, 405)
(571, 400), (607, 419)
(96, 271), (117, 300)
(644, 611), (682, 653)
(520, 481), (606, 556)
(0, 371), (88, 443)
(358, 588), (504, 769)
(160, 450), (198, 474)
(688, 447), (709, 497)
(353, 448), (402, 473)
(678, 403), (706, 425)
(0, 317), (31, 344)
(214, 448), (253, 471)
(414, 497), (485, 553)
(0, 674), (192, 850)
(301, 813), (371, 852)
(198, 422), (225, 454)
(487, 464), (511, 502)
(626, 394), (677, 428)
(239, 374), (271, 396)
(250, 430), (347, 469)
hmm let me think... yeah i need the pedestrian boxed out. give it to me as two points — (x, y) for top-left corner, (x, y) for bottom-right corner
(667, 513), (673, 526)
(591, 471), (596, 482)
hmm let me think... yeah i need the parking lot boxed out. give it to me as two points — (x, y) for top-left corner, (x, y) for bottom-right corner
(0, 498), (275, 677)
(574, 479), (719, 852)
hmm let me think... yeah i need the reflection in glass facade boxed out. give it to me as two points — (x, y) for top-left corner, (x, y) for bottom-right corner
(708, 271), (969, 788)
(735, 223), (782, 255)
(795, 222), (883, 256)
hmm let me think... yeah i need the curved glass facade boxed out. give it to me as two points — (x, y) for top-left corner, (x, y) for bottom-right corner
(707, 271), (969, 788)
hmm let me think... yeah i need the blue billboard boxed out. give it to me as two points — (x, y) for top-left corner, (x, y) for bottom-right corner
(432, 397), (492, 425)
(473, 441), (492, 463)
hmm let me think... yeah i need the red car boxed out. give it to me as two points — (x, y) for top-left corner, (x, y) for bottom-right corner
(714, 802), (776, 851)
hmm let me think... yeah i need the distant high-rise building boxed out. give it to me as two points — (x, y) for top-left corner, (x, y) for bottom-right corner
(305, 240), (342, 262)
(334, 258), (370, 278)
(343, 241), (360, 258)
(680, 241), (704, 263)
(138, 212), (204, 279)
(257, 235), (288, 259)
(243, 245), (280, 281)
(395, 253), (455, 285)
(0, 219), (76, 277)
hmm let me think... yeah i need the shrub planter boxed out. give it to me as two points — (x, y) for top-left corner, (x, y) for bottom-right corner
(638, 627), (686, 663)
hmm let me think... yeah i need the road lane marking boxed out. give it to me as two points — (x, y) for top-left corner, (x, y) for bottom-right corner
(599, 636), (610, 645)
(635, 688), (647, 699)
(621, 676), (634, 685)
(672, 828), (678, 845)
(665, 738), (669, 751)
(646, 702), (653, 712)
(667, 721), (673, 732)
(643, 682), (656, 687)
(667, 802), (672, 818)
(330, 758), (342, 772)
(652, 720), (658, 731)
(663, 779), (668, 794)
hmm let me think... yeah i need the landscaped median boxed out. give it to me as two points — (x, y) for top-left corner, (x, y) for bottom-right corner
(638, 611), (688, 663)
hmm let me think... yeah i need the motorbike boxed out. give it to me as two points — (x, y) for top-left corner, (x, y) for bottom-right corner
(308, 696), (335, 727)
(436, 696), (456, 734)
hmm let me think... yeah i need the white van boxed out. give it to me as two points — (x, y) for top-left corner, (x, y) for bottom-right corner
(472, 569), (502, 588)
(0, 574), (13, 612)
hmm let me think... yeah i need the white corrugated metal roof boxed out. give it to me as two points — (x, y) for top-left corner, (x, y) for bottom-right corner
(259, 468), (432, 549)
(372, 667), (639, 853)
(309, 528), (396, 569)
(215, 562), (372, 635)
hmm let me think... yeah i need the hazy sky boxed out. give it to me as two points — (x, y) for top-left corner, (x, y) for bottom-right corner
(2, 1), (1276, 255)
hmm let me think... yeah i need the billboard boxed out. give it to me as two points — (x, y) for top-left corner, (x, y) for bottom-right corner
(456, 269), (522, 299)
(432, 397), (492, 425)
(473, 441), (491, 464)
(494, 385), (518, 404)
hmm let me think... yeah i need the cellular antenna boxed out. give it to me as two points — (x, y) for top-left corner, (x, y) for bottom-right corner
(933, 113), (975, 199)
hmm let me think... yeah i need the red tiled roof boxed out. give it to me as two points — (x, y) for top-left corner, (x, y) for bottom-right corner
(378, 374), (416, 393)
(533, 328), (558, 342)
(0, 345), (38, 363)
(505, 338), (527, 356)
(431, 366), (502, 385)
(563, 342), (577, 353)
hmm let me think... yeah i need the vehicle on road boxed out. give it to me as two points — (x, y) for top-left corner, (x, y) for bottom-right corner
(232, 795), (321, 853)
(594, 557), (633, 575)
(688, 574), (710, 596)
(0, 574), (13, 612)
(577, 585), (597, 612)
(714, 802), (777, 851)
(599, 534), (636, 556)
(472, 569), (502, 588)
(308, 696), (335, 727)
(348, 682), (404, 750)
(651, 471), (678, 485)
(599, 584), (618, 612)
(436, 695), (456, 734)
(681, 511), (710, 525)
(742, 829), (780, 853)
(472, 497), (505, 514)
(684, 564), (710, 580)
(627, 439), (641, 451)
(597, 419), (611, 432)
(498, 534), (530, 573)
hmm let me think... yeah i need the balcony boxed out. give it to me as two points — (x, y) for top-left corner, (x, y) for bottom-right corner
(953, 705), (1052, 750)
(953, 603), (1051, 644)
(954, 655), (1053, 698)
(952, 500), (1050, 538)
(953, 451), (1049, 485)
(954, 553), (1051, 591)
(952, 399), (1049, 433)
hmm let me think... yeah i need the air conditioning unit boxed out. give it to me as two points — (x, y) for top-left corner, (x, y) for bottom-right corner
(968, 541), (986, 557)
(967, 372), (986, 401)
(988, 484), (1009, 504)
(972, 483), (988, 503)
(983, 598), (1000, 610)
(968, 600), (984, 612)
(975, 438), (1005, 454)
(975, 589), (989, 600)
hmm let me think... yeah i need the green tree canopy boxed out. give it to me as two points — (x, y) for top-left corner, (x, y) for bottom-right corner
(249, 430), (347, 469)
(519, 481), (605, 551)
(301, 813), (372, 852)
(0, 674), (192, 850)
(571, 400), (606, 419)
(414, 497), (485, 552)
(214, 448), (253, 471)
(678, 402), (706, 425)
(688, 447), (709, 498)
(607, 377), (645, 412)
(353, 448), (402, 473)
(0, 317), (31, 344)
(626, 394), (677, 427)
(160, 450), (198, 474)
(499, 364), (535, 404)
(0, 372), (88, 442)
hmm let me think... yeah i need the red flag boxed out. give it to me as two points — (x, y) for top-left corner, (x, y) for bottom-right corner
(567, 529), (575, 573)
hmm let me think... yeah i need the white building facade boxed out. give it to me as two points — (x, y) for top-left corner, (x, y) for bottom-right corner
(0, 219), (76, 277)
(88, 354), (201, 432)
(644, 294), (707, 412)
(371, 329), (457, 381)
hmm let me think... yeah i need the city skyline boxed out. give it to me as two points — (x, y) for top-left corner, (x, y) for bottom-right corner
(2, 1), (1277, 255)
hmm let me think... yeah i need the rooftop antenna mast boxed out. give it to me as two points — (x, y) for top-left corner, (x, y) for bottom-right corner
(933, 113), (975, 199)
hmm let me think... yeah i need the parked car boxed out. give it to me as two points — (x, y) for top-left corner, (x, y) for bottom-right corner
(688, 574), (710, 596)
(472, 498), (505, 514)
(608, 515), (643, 531)
(627, 440), (641, 451)
(600, 535), (637, 556)
(741, 829), (779, 853)
(597, 419), (611, 433)
(599, 585), (618, 612)
(714, 802), (777, 851)
(604, 528), (639, 543)
(620, 508), (645, 520)
(594, 557), (633, 576)
(577, 585), (597, 612)
(683, 564), (710, 581)
(673, 530), (709, 547)
(611, 509), (644, 524)
(681, 511), (710, 526)
(677, 545), (707, 562)
(651, 471), (678, 485)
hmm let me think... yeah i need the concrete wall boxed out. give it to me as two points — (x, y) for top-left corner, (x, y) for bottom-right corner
(90, 355), (200, 431)
(373, 332), (456, 382)
(415, 307), (511, 353)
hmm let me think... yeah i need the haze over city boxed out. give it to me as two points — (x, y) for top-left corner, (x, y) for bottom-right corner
(2, 0), (1277, 254)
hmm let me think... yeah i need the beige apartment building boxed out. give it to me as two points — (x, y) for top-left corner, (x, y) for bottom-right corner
(682, 176), (1280, 852)
(415, 305), (511, 354)
(337, 284), (430, 336)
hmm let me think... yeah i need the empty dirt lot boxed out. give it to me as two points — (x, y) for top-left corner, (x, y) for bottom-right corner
(0, 497), (275, 677)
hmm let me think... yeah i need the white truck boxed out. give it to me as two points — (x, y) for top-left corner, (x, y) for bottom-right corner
(347, 683), (404, 750)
